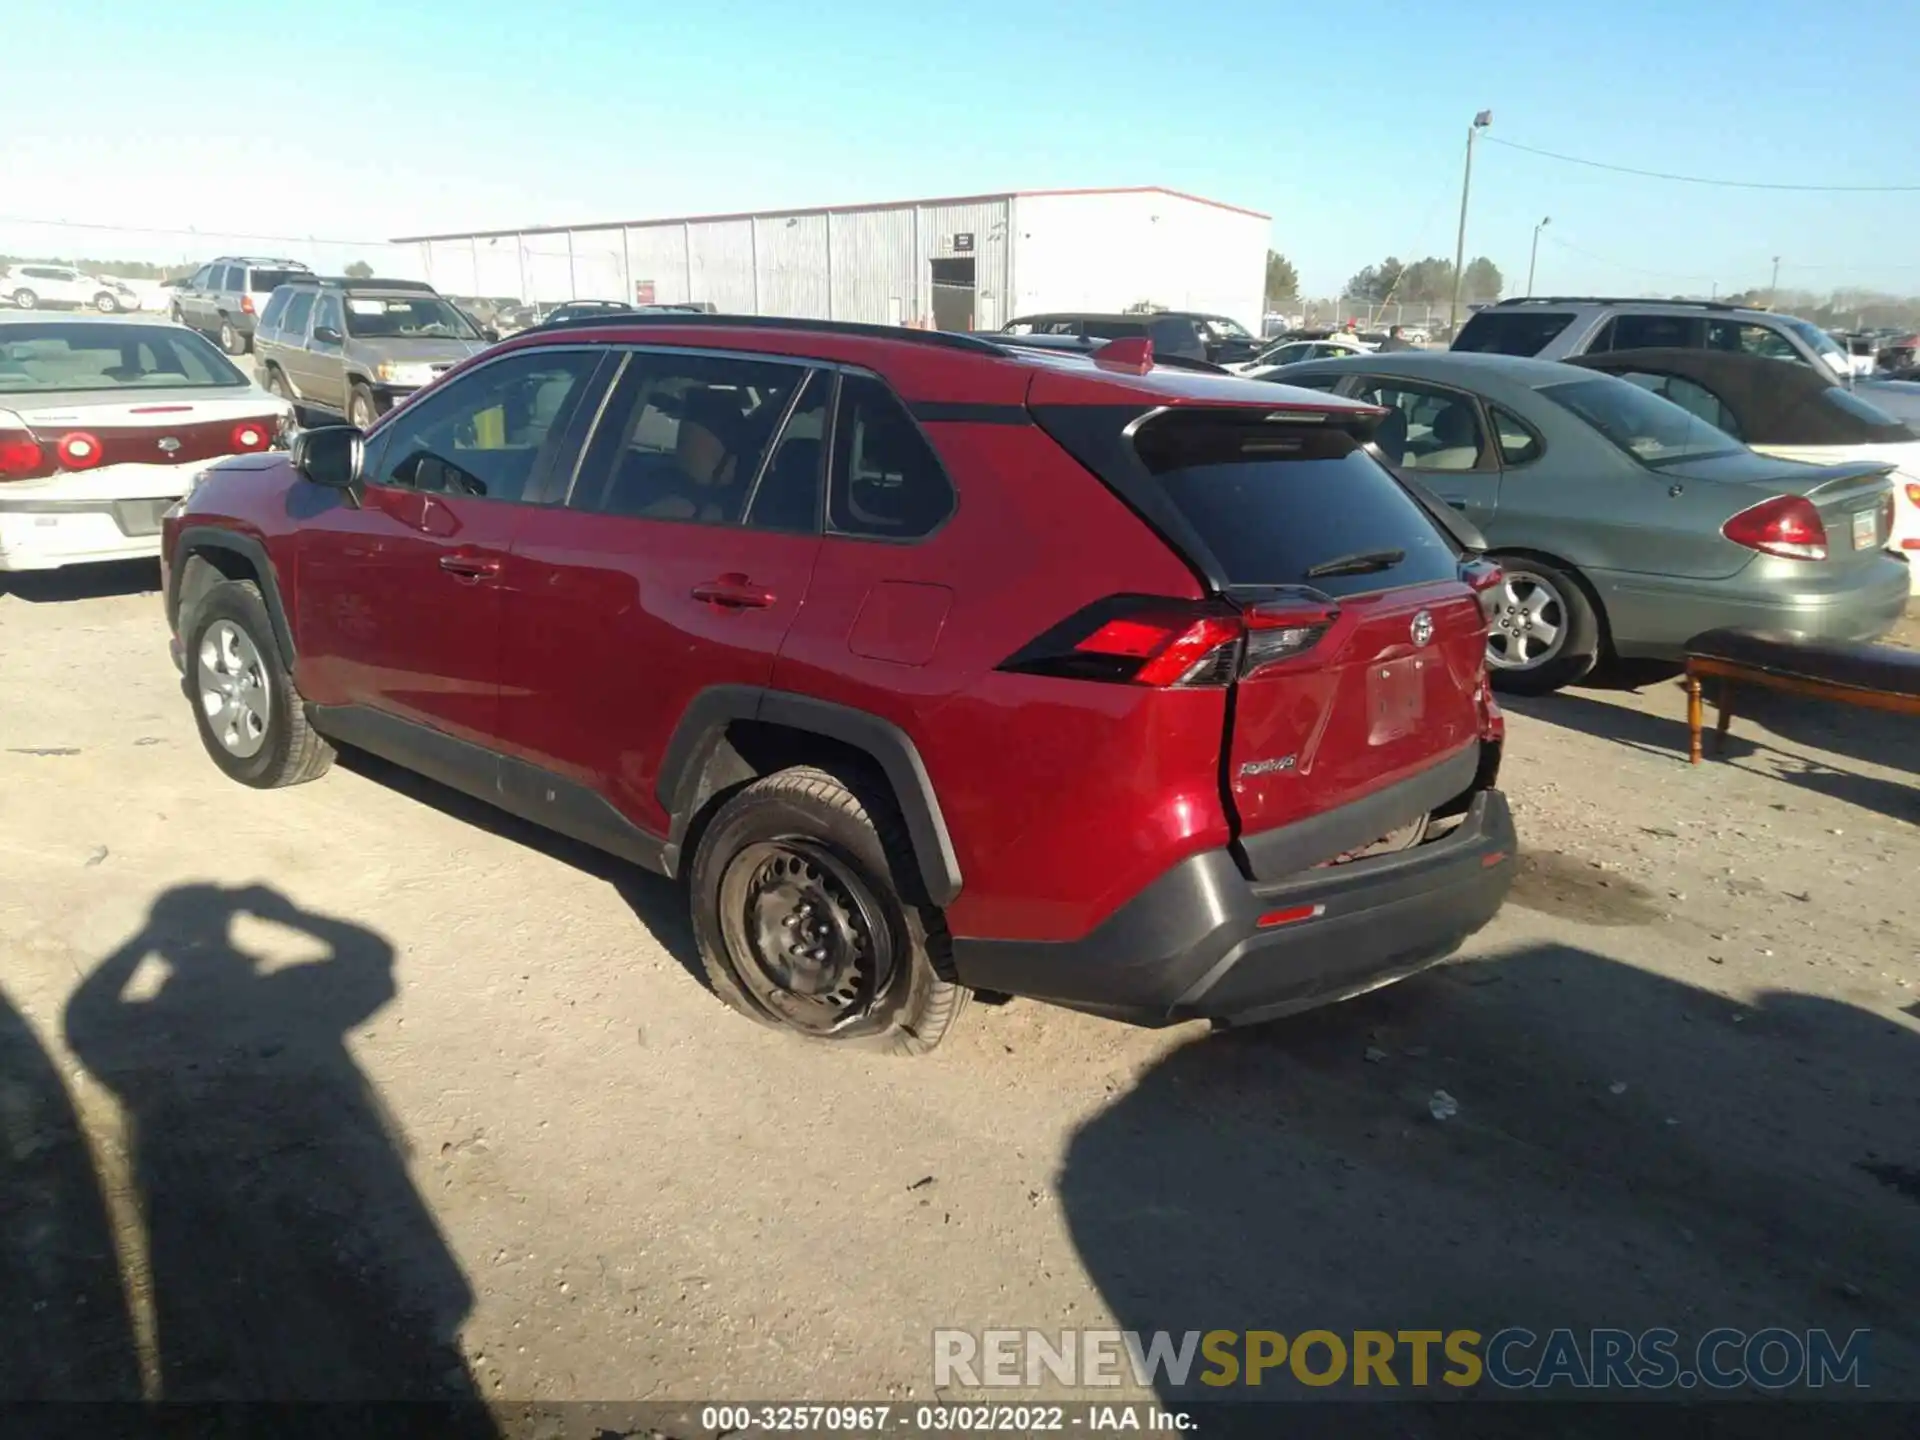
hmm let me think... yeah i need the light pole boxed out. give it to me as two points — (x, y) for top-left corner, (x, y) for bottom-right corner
(1770, 255), (1781, 308)
(1526, 216), (1551, 297)
(1448, 109), (1493, 337)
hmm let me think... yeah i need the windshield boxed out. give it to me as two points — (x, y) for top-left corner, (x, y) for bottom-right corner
(1201, 316), (1253, 340)
(1781, 316), (1848, 364)
(0, 322), (248, 393)
(343, 295), (479, 340)
(1539, 375), (1743, 467)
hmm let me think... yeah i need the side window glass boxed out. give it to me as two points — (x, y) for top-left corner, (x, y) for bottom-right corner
(258, 289), (289, 333)
(211, 265), (234, 290)
(1488, 404), (1544, 465)
(1608, 314), (1702, 350)
(1620, 372), (1742, 439)
(367, 350), (598, 505)
(1280, 373), (1342, 392)
(313, 293), (343, 341)
(743, 370), (830, 533)
(281, 290), (315, 340)
(571, 353), (809, 525)
(1354, 382), (1487, 472)
(827, 373), (955, 540)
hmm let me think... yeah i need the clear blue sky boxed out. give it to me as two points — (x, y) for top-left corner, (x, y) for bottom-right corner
(8, 0), (1920, 298)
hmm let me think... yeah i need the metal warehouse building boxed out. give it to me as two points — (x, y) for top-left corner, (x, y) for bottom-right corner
(393, 186), (1269, 333)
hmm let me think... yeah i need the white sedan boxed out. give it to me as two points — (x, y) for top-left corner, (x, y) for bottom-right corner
(0, 313), (291, 571)
(1230, 335), (1375, 376)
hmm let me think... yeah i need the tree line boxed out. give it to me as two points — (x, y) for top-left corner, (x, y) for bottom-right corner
(1264, 250), (1506, 309)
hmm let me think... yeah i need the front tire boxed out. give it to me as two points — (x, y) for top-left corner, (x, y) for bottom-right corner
(1485, 556), (1600, 695)
(94, 291), (121, 314)
(689, 767), (966, 1055)
(185, 580), (334, 788)
(11, 288), (36, 310)
(348, 383), (379, 429)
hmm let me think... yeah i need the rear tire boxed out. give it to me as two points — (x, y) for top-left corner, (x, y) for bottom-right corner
(689, 766), (966, 1055)
(219, 318), (248, 355)
(11, 288), (36, 310)
(184, 580), (334, 789)
(1486, 555), (1600, 695)
(94, 292), (120, 314)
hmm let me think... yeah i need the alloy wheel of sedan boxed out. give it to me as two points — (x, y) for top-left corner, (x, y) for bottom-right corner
(1485, 569), (1567, 671)
(197, 619), (272, 759)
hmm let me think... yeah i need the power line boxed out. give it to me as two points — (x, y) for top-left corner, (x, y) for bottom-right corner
(0, 214), (399, 248)
(1486, 137), (1920, 193)
(1539, 231), (1722, 284)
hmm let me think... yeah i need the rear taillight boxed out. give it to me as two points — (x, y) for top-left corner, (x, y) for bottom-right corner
(1722, 494), (1827, 561)
(57, 432), (104, 471)
(1906, 482), (1920, 508)
(231, 420), (271, 452)
(0, 429), (46, 481)
(241, 294), (256, 316)
(999, 593), (1337, 689)
(1460, 557), (1504, 623)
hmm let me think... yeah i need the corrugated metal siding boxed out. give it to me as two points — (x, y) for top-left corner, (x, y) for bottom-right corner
(757, 213), (829, 316)
(686, 219), (757, 312)
(916, 199), (1010, 329)
(520, 235), (574, 302)
(568, 227), (626, 301)
(624, 224), (691, 305)
(421, 239), (478, 296)
(829, 209), (916, 324)
(471, 238), (522, 299)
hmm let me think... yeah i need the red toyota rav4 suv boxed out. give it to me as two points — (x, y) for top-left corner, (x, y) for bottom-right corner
(162, 316), (1514, 1054)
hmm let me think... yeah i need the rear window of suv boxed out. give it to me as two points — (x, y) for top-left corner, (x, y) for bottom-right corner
(248, 267), (306, 295)
(1127, 412), (1459, 596)
(1451, 310), (1576, 356)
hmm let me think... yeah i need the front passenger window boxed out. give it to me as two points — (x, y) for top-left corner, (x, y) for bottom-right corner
(366, 350), (599, 504)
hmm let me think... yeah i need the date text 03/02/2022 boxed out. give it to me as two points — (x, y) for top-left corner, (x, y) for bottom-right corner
(697, 1404), (1190, 1432)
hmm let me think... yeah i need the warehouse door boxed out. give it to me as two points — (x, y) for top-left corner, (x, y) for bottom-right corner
(930, 257), (975, 332)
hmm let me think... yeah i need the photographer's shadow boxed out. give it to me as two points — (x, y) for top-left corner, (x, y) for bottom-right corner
(63, 883), (493, 1423)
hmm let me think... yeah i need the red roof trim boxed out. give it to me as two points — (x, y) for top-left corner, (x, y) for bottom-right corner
(390, 186), (1268, 243)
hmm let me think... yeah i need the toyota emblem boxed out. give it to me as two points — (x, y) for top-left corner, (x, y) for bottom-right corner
(1410, 610), (1434, 647)
(157, 437), (182, 454)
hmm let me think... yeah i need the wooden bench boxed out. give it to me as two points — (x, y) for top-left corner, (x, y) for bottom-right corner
(1683, 628), (1920, 764)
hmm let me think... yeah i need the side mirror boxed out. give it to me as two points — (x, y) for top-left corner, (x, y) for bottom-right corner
(313, 325), (343, 346)
(291, 425), (364, 499)
(481, 326), (500, 342)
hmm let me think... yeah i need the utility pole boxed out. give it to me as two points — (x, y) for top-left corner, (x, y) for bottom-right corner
(1526, 216), (1551, 297)
(1769, 255), (1781, 308)
(1449, 110), (1493, 338)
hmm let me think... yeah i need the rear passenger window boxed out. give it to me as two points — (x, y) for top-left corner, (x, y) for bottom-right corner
(744, 370), (829, 533)
(257, 289), (290, 333)
(1351, 380), (1488, 471)
(1489, 405), (1544, 464)
(1592, 314), (1702, 351)
(280, 290), (315, 340)
(827, 373), (954, 540)
(570, 353), (810, 526)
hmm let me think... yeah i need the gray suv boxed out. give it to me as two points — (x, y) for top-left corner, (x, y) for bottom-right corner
(1452, 297), (1856, 382)
(172, 256), (313, 354)
(252, 277), (495, 427)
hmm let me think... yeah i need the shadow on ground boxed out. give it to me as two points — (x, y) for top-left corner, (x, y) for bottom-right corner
(338, 749), (703, 983)
(3, 883), (501, 1433)
(1507, 681), (1920, 824)
(0, 559), (162, 604)
(1059, 943), (1920, 1425)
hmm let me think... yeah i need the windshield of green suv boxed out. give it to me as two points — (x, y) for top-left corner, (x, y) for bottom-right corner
(343, 296), (480, 340)
(1539, 375), (1743, 467)
(0, 322), (248, 392)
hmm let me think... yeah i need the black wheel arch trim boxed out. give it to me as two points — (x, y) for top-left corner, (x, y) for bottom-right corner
(657, 686), (962, 907)
(169, 526), (296, 665)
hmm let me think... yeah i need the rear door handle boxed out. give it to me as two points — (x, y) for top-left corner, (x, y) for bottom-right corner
(1445, 499), (1467, 510)
(691, 573), (775, 609)
(439, 550), (503, 581)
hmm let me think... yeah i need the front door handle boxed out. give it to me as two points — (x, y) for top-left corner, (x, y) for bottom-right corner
(439, 550), (503, 582)
(1445, 499), (1467, 510)
(691, 572), (775, 609)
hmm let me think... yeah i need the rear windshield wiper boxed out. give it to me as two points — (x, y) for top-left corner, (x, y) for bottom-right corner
(1304, 548), (1405, 579)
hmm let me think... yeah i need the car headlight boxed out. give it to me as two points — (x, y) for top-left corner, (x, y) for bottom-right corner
(375, 360), (434, 386)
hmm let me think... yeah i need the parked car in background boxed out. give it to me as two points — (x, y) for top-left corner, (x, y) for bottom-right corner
(1452, 297), (1858, 385)
(252, 276), (494, 427)
(171, 257), (314, 355)
(0, 314), (289, 571)
(1272, 350), (1909, 692)
(1876, 333), (1920, 376)
(1002, 311), (1263, 365)
(1231, 334), (1371, 375)
(161, 314), (1513, 1053)
(1568, 347), (1920, 592)
(2, 263), (136, 313)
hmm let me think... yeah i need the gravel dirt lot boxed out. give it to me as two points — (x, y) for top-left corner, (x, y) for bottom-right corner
(1, 563), (1916, 1423)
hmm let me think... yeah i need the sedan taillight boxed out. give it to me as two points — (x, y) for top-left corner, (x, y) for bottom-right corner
(0, 428), (48, 481)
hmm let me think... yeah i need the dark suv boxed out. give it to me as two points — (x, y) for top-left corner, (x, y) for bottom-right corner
(161, 317), (1514, 1054)
(1003, 312), (1265, 366)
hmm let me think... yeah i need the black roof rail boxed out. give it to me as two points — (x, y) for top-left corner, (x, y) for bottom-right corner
(514, 311), (1009, 355)
(1494, 295), (1738, 312)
